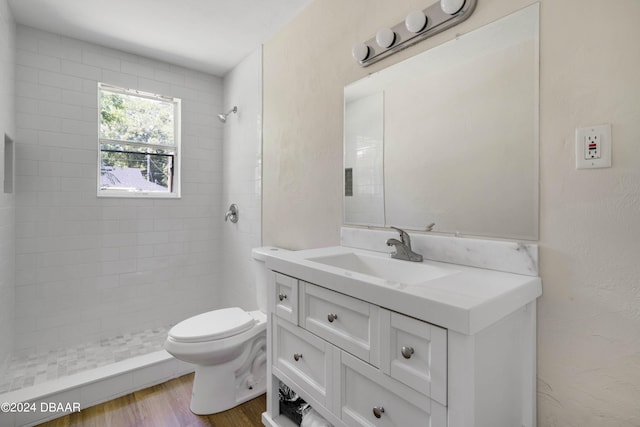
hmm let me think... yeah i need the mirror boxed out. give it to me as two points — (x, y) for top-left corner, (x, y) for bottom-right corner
(344, 4), (539, 240)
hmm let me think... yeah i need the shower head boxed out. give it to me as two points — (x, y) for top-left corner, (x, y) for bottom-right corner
(217, 106), (238, 123)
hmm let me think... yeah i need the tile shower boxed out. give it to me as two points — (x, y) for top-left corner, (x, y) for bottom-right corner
(0, 19), (262, 426)
(0, 327), (168, 393)
(11, 25), (224, 356)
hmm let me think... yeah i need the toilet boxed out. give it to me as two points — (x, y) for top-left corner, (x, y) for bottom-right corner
(164, 246), (282, 415)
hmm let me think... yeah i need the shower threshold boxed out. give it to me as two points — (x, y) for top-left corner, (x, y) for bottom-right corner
(0, 327), (194, 427)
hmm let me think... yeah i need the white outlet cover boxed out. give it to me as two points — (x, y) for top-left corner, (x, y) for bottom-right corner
(575, 124), (612, 169)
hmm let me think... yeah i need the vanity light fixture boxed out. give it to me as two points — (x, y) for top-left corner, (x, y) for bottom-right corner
(352, 42), (371, 61)
(351, 0), (477, 66)
(376, 28), (396, 48)
(440, 0), (467, 15)
(405, 10), (428, 33)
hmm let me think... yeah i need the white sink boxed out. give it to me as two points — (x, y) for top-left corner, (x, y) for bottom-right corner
(263, 245), (542, 334)
(307, 251), (453, 285)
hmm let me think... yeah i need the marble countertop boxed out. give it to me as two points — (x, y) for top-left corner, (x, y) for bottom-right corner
(264, 246), (541, 335)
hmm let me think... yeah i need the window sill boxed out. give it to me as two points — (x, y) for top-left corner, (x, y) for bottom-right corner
(97, 190), (181, 199)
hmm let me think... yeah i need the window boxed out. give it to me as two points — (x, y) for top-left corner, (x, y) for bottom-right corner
(98, 83), (181, 197)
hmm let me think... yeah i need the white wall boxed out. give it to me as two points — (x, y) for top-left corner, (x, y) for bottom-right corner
(263, 0), (640, 425)
(221, 48), (263, 309)
(14, 25), (225, 354)
(0, 0), (15, 368)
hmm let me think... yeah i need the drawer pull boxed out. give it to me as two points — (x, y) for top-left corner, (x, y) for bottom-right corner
(372, 406), (385, 418)
(327, 313), (338, 323)
(293, 353), (303, 362)
(278, 293), (287, 301)
(401, 346), (415, 359)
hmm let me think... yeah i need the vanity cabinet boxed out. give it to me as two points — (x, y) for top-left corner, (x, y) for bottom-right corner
(300, 281), (379, 365)
(265, 275), (469, 427)
(340, 351), (446, 427)
(273, 316), (335, 406)
(261, 235), (541, 427)
(275, 273), (298, 324)
(380, 310), (447, 405)
(264, 266), (538, 427)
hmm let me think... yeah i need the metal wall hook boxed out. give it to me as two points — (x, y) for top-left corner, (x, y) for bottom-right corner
(225, 203), (239, 223)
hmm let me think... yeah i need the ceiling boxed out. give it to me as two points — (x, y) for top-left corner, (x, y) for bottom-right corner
(8, 0), (313, 76)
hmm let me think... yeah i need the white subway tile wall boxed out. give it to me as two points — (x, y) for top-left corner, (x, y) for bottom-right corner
(220, 48), (263, 309)
(343, 92), (385, 227)
(14, 25), (225, 355)
(0, 0), (16, 370)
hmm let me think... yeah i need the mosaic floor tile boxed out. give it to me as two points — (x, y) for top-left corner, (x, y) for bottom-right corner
(0, 326), (169, 393)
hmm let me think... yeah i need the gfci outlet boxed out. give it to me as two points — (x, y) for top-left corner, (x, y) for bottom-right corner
(576, 124), (612, 169)
(584, 133), (601, 159)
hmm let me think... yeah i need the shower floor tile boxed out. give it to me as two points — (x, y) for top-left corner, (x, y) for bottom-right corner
(0, 326), (170, 394)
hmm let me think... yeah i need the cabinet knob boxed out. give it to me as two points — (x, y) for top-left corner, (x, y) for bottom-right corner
(327, 313), (338, 323)
(372, 406), (385, 418)
(278, 293), (287, 301)
(293, 353), (303, 362)
(401, 346), (415, 359)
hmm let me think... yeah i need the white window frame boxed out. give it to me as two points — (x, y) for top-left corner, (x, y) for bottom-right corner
(97, 83), (182, 198)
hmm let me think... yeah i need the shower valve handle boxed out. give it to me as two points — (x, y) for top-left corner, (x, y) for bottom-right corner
(225, 203), (239, 223)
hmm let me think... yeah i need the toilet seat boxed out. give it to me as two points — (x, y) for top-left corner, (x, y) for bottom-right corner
(168, 307), (256, 343)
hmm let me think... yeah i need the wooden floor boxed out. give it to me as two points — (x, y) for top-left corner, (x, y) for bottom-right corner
(37, 373), (266, 427)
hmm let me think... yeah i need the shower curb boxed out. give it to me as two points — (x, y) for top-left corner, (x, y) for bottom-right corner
(0, 350), (193, 427)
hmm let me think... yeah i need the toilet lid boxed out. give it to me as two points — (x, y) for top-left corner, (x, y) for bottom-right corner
(168, 307), (255, 343)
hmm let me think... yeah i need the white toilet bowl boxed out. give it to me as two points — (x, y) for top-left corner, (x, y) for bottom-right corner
(164, 246), (284, 415)
(165, 308), (267, 415)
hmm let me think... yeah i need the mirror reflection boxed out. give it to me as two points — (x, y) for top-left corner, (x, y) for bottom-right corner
(344, 4), (539, 240)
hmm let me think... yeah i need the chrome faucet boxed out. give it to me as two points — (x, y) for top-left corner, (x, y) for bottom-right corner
(386, 226), (423, 262)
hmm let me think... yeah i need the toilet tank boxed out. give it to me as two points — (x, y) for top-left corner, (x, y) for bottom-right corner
(252, 247), (288, 313)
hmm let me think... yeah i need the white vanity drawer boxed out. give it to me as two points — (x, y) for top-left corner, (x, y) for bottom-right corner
(381, 310), (447, 406)
(340, 352), (446, 427)
(301, 282), (379, 365)
(273, 316), (334, 405)
(274, 273), (298, 324)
